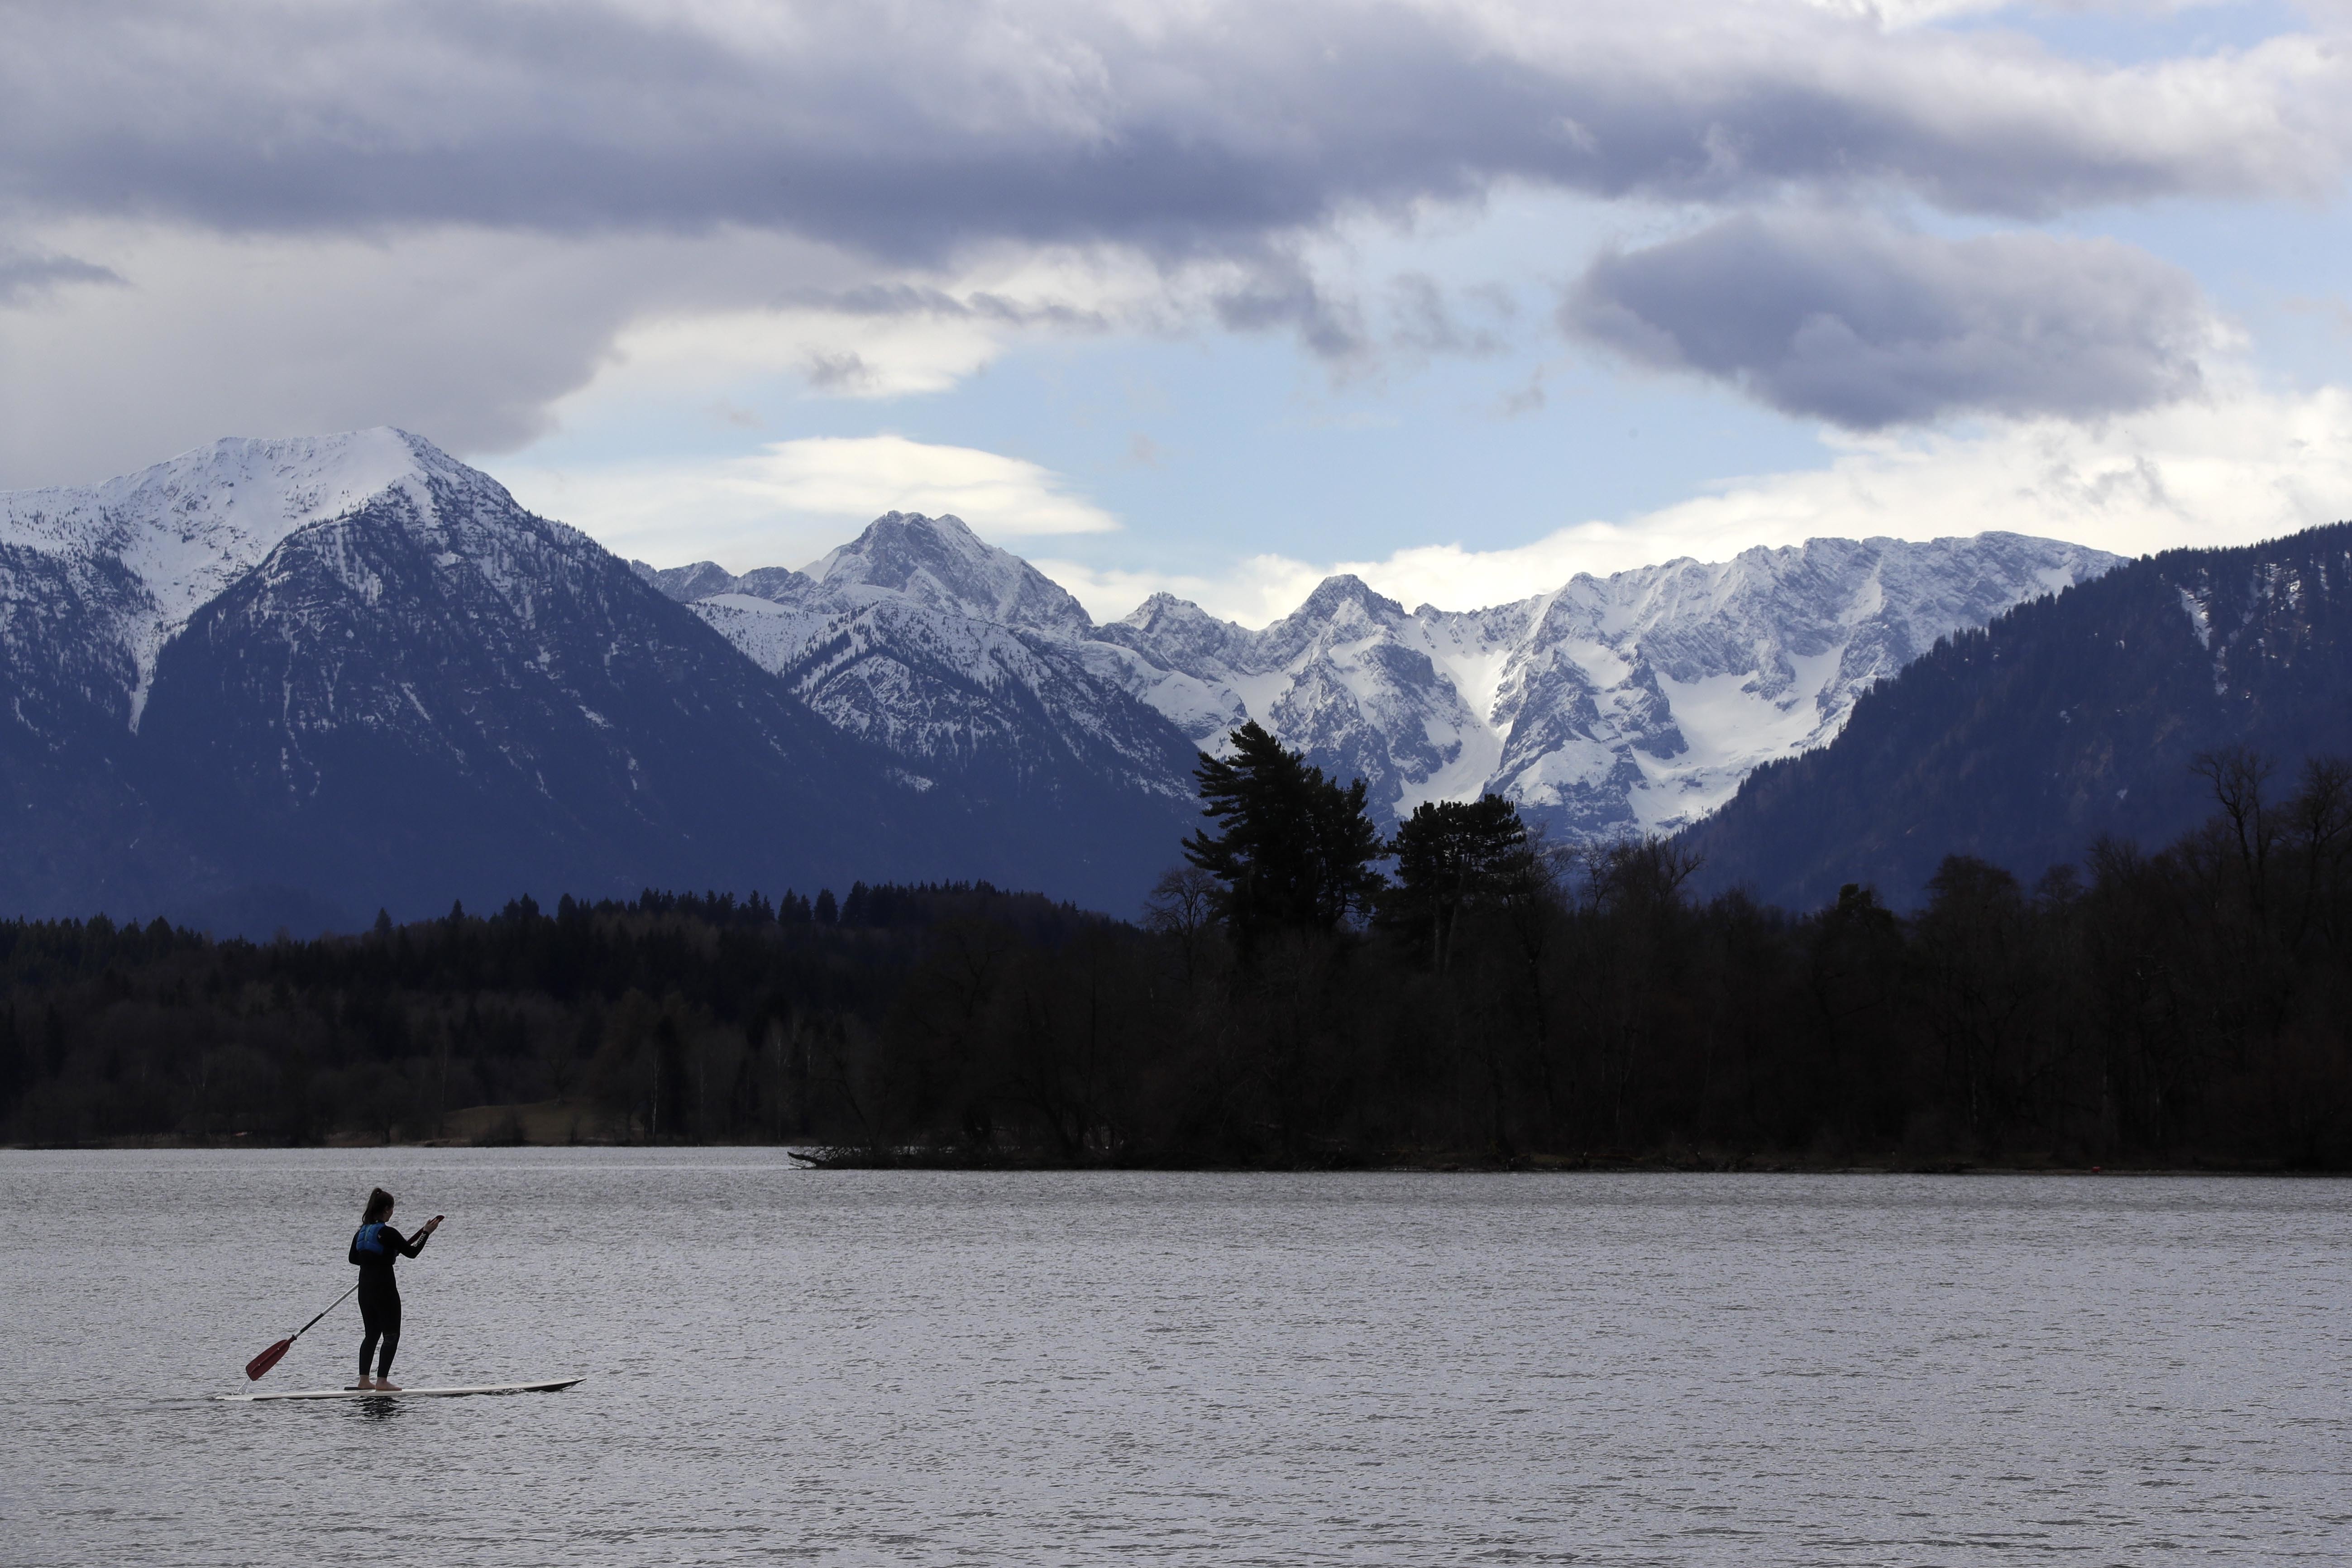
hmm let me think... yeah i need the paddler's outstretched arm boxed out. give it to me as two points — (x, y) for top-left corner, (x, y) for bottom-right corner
(394, 1215), (446, 1257)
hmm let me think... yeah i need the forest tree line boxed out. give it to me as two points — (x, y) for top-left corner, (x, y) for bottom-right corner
(4, 723), (2350, 1167)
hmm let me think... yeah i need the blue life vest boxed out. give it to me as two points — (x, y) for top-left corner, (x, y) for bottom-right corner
(352, 1222), (392, 1262)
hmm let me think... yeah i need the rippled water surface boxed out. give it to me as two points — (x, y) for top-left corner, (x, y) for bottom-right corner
(3, 1152), (2348, 1565)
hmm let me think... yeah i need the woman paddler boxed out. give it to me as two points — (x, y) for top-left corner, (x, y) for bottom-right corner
(349, 1187), (444, 1391)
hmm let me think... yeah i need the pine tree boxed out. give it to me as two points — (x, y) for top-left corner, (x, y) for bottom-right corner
(1381, 795), (1539, 970)
(1182, 721), (1386, 955)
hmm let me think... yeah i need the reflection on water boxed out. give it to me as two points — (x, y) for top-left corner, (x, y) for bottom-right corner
(343, 1396), (403, 1427)
(3, 1150), (2349, 1566)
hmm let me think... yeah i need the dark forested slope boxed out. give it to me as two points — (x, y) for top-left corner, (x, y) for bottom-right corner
(1687, 522), (2352, 908)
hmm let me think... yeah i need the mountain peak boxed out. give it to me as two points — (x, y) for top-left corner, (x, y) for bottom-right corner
(1101, 591), (1252, 674)
(1119, 592), (1228, 634)
(1255, 574), (1409, 655)
(808, 510), (1093, 636)
(0, 427), (487, 554)
(1298, 574), (1405, 619)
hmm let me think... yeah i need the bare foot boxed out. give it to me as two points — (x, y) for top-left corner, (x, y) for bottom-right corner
(373, 1379), (402, 1391)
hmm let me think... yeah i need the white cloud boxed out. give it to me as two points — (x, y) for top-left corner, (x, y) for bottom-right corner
(509, 435), (1119, 569)
(1042, 380), (2352, 623)
(589, 307), (1008, 402)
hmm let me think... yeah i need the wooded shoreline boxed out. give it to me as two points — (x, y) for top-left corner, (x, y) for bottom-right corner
(7, 740), (2352, 1171)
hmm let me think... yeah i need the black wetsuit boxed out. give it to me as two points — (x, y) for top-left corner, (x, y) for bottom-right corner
(349, 1222), (428, 1381)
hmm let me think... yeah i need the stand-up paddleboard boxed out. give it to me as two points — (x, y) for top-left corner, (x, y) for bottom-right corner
(217, 1377), (582, 1402)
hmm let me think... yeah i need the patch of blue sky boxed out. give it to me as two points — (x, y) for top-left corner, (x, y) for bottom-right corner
(516, 185), (1843, 578)
(924, 334), (1821, 582)
(1932, 0), (2307, 63)
(2057, 199), (2352, 391)
(521, 306), (1835, 583)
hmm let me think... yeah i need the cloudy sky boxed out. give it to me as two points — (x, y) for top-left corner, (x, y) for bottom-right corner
(5, 0), (2351, 622)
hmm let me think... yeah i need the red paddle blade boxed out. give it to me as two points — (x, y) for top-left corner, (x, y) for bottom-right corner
(245, 1338), (292, 1381)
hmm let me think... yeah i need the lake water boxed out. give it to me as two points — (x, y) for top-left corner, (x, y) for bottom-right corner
(1, 1152), (2347, 1566)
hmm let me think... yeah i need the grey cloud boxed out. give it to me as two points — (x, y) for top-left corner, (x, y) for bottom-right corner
(1215, 266), (1511, 367)
(803, 350), (873, 392)
(0, 246), (122, 305)
(1212, 264), (1369, 360)
(1562, 212), (2211, 427)
(1492, 371), (1548, 420)
(0, 2), (2338, 262)
(1389, 274), (1505, 358)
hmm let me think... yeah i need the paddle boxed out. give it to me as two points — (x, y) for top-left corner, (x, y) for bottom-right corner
(244, 1284), (358, 1382)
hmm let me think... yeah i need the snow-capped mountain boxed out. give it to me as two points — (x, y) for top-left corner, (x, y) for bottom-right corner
(662, 517), (2117, 846)
(806, 509), (1097, 638)
(641, 514), (1195, 804)
(636, 514), (1203, 899)
(0, 432), (987, 928)
(1, 434), (497, 924)
(0, 429), (478, 731)
(1095, 535), (2124, 838)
